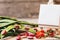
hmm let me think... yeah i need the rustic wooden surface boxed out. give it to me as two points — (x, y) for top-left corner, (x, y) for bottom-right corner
(0, 0), (48, 18)
(2, 36), (59, 40)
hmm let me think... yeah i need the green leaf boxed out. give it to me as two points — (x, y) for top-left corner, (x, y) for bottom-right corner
(0, 16), (17, 21)
(0, 34), (4, 39)
(0, 19), (16, 27)
(28, 28), (36, 34)
(4, 25), (14, 32)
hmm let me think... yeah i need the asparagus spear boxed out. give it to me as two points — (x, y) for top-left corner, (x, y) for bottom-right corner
(0, 17), (38, 39)
(0, 16), (17, 21)
(0, 25), (14, 38)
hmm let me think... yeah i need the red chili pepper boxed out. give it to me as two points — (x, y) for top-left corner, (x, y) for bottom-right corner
(36, 31), (45, 38)
(40, 33), (45, 37)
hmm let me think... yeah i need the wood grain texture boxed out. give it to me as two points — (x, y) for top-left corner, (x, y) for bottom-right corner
(0, 0), (59, 18)
(0, 0), (48, 18)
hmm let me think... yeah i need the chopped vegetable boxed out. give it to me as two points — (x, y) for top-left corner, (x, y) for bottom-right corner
(0, 16), (38, 39)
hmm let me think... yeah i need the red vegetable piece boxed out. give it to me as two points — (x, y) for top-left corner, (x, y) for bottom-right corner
(34, 28), (38, 32)
(40, 29), (45, 33)
(36, 31), (45, 38)
(25, 32), (29, 36)
(16, 35), (21, 40)
(15, 26), (19, 29)
(25, 27), (30, 30)
(1, 30), (7, 35)
(29, 33), (35, 37)
(49, 32), (55, 37)
(14, 24), (20, 30)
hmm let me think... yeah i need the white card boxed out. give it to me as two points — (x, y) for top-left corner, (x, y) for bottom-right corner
(39, 4), (60, 26)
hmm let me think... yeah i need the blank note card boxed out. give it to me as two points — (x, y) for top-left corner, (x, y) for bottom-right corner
(39, 4), (60, 26)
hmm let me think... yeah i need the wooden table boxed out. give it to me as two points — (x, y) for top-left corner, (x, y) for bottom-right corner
(2, 37), (59, 40)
